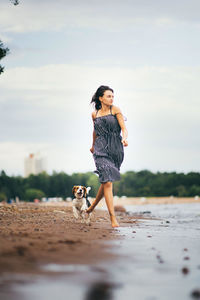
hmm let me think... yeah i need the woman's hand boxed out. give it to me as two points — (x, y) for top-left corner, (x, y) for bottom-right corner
(90, 146), (94, 153)
(122, 138), (128, 147)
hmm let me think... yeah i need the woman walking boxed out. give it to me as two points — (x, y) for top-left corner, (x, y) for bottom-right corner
(86, 85), (128, 227)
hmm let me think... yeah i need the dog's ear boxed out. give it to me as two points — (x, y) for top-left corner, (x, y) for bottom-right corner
(83, 186), (87, 198)
(72, 186), (77, 195)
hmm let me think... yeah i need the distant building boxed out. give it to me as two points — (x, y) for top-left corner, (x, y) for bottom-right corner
(24, 152), (47, 177)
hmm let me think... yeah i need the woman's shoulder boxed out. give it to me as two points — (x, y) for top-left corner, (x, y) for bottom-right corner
(111, 105), (122, 115)
(91, 111), (97, 120)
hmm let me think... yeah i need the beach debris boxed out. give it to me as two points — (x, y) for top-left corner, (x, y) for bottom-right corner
(132, 231), (136, 233)
(114, 205), (126, 212)
(15, 245), (27, 256)
(190, 289), (200, 299)
(147, 235), (152, 238)
(58, 239), (81, 244)
(184, 256), (190, 260)
(53, 210), (65, 214)
(182, 267), (189, 275)
(183, 248), (188, 251)
(90, 266), (107, 274)
(156, 254), (164, 264)
(142, 211), (151, 214)
(166, 220), (170, 223)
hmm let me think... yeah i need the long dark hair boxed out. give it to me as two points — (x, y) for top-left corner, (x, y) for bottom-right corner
(90, 85), (114, 110)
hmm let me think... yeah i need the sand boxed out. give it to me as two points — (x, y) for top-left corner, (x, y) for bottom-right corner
(112, 196), (200, 206)
(1, 199), (200, 300)
(0, 202), (142, 275)
(0, 197), (199, 275)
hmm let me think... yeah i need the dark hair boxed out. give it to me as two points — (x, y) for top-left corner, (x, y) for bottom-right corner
(90, 85), (114, 110)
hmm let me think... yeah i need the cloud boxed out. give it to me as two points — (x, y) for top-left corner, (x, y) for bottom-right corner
(0, 63), (200, 174)
(1, 0), (200, 34)
(0, 141), (95, 176)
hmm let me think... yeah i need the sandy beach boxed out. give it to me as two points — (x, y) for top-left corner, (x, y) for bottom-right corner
(0, 198), (200, 300)
(0, 202), (142, 275)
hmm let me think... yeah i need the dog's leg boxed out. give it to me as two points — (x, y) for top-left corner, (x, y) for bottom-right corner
(80, 210), (86, 223)
(85, 213), (92, 225)
(73, 206), (79, 219)
(81, 203), (88, 224)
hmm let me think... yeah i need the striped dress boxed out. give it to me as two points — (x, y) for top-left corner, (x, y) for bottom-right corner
(93, 105), (124, 183)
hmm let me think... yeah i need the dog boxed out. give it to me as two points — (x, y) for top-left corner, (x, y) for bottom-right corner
(72, 185), (92, 225)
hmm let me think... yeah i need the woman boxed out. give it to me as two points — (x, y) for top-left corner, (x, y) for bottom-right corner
(86, 85), (128, 228)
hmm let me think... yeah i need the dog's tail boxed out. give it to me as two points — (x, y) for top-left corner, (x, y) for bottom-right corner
(86, 186), (91, 207)
(86, 187), (91, 194)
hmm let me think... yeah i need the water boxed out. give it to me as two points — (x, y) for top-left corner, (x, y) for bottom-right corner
(1, 203), (200, 300)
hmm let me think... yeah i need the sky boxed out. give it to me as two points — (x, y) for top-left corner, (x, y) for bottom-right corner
(0, 0), (200, 176)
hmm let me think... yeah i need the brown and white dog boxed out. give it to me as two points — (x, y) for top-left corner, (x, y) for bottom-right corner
(72, 185), (92, 225)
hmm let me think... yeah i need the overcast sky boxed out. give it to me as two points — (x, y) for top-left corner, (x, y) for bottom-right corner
(0, 0), (200, 176)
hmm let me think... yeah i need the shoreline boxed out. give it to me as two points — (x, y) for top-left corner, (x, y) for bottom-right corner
(1, 201), (200, 300)
(0, 203), (142, 276)
(0, 197), (199, 276)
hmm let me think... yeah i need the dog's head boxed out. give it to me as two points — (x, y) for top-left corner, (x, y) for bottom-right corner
(72, 185), (87, 199)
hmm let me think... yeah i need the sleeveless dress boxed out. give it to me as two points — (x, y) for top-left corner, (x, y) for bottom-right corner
(93, 105), (124, 183)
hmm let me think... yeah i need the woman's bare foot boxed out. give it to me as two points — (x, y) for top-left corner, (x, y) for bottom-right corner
(85, 205), (95, 214)
(110, 215), (119, 228)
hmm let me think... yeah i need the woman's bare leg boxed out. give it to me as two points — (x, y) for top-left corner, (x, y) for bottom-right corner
(86, 184), (104, 213)
(103, 182), (119, 228)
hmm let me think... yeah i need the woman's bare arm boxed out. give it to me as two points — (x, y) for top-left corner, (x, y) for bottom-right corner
(112, 106), (128, 146)
(90, 112), (97, 153)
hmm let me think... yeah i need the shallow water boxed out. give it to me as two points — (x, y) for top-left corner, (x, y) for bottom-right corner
(1, 203), (200, 300)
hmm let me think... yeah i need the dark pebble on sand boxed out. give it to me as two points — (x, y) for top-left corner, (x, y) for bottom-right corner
(48, 248), (57, 252)
(166, 220), (170, 223)
(147, 235), (152, 238)
(182, 267), (189, 275)
(184, 256), (190, 260)
(191, 289), (200, 299)
(159, 260), (164, 264)
(156, 254), (164, 263)
(132, 231), (136, 233)
(15, 246), (27, 256)
(184, 248), (188, 251)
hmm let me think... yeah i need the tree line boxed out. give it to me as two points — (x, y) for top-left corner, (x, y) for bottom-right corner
(0, 169), (200, 202)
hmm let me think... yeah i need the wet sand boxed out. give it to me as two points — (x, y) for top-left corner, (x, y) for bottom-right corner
(0, 202), (142, 275)
(1, 200), (200, 300)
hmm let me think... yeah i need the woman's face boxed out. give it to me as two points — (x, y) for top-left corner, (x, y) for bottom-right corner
(99, 90), (114, 106)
